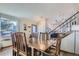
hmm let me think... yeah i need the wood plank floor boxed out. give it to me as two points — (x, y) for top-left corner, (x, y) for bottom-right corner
(0, 47), (12, 56)
(0, 47), (78, 56)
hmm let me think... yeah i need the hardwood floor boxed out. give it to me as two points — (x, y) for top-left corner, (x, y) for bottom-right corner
(0, 47), (78, 56)
(0, 47), (12, 56)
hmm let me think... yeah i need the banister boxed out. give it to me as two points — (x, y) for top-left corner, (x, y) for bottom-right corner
(49, 11), (79, 33)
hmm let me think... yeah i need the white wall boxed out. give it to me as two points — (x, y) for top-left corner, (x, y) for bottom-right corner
(61, 31), (79, 54)
(61, 32), (74, 53)
(36, 17), (46, 33)
(75, 31), (79, 54)
(19, 19), (37, 39)
(38, 20), (45, 32)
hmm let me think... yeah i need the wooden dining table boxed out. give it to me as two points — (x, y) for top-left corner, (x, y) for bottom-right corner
(27, 38), (55, 56)
(26, 32), (69, 56)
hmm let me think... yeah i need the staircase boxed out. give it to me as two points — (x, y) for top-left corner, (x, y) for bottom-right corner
(49, 11), (79, 36)
(47, 11), (79, 55)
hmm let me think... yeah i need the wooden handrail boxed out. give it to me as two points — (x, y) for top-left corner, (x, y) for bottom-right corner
(49, 11), (79, 33)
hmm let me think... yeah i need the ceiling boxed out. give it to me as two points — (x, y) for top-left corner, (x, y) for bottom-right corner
(0, 3), (79, 21)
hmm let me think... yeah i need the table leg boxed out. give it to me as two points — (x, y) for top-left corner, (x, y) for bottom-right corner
(41, 51), (43, 56)
(31, 47), (34, 56)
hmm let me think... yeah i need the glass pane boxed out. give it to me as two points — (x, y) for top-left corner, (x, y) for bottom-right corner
(0, 19), (17, 37)
(32, 25), (37, 33)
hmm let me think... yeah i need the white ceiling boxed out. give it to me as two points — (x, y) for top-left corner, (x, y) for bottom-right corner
(0, 3), (79, 20)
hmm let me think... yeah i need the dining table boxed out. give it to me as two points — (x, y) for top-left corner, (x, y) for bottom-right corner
(27, 37), (56, 56)
(26, 32), (68, 56)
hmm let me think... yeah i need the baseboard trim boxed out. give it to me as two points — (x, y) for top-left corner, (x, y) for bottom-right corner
(0, 45), (12, 50)
(60, 50), (79, 56)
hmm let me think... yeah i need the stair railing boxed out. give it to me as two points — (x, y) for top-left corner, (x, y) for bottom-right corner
(49, 11), (79, 33)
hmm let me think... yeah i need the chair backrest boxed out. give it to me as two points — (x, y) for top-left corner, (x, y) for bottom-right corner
(11, 33), (16, 48)
(45, 33), (62, 56)
(56, 37), (61, 55)
(52, 34), (62, 55)
(40, 32), (49, 42)
(11, 32), (27, 55)
(31, 33), (38, 39)
(30, 33), (38, 43)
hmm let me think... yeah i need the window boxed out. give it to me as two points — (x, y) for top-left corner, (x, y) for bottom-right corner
(0, 18), (17, 37)
(74, 21), (76, 25)
(72, 21), (76, 25)
(32, 24), (37, 33)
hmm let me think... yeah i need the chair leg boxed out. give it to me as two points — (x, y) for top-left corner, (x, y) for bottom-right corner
(27, 47), (32, 56)
(13, 50), (16, 56)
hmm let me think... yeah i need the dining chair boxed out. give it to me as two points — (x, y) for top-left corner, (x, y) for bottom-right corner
(11, 33), (17, 56)
(29, 33), (40, 56)
(33, 48), (41, 56)
(31, 33), (38, 42)
(11, 32), (32, 56)
(45, 33), (62, 56)
(40, 32), (49, 43)
(33, 48), (51, 56)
